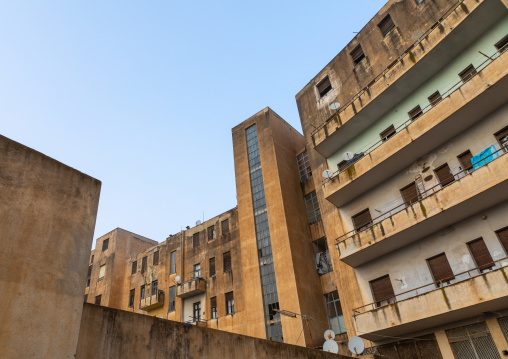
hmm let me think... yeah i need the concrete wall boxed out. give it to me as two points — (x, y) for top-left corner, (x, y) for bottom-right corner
(75, 303), (353, 359)
(0, 135), (101, 358)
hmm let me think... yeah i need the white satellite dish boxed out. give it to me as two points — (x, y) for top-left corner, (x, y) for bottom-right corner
(324, 329), (336, 340)
(330, 102), (341, 111)
(343, 152), (354, 161)
(348, 336), (365, 355)
(323, 339), (339, 354)
(196, 220), (202, 226)
(174, 276), (181, 283)
(322, 170), (334, 179)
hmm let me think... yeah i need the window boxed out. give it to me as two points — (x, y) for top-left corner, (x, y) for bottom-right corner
(193, 302), (201, 322)
(428, 91), (442, 107)
(95, 295), (102, 305)
(153, 251), (159, 266)
(314, 237), (332, 275)
(268, 302), (280, 321)
(338, 152), (364, 172)
(193, 232), (200, 248)
(223, 251), (232, 272)
(86, 278), (90, 287)
(495, 34), (508, 53)
(168, 286), (176, 312)
(427, 253), (455, 287)
(304, 191), (321, 224)
(170, 251), (177, 274)
(221, 219), (230, 235)
(494, 125), (508, 152)
(210, 297), (217, 319)
(98, 264), (106, 281)
(131, 261), (137, 275)
(435, 163), (455, 187)
(408, 105), (423, 121)
(128, 289), (135, 307)
(84, 294), (88, 303)
(457, 150), (473, 171)
(209, 257), (216, 277)
(446, 322), (499, 359)
(378, 14), (395, 37)
(193, 263), (202, 278)
(207, 226), (215, 241)
(317, 76), (332, 97)
(87, 265), (92, 278)
(400, 182), (419, 206)
(140, 285), (145, 299)
(459, 64), (477, 83)
(370, 275), (395, 307)
(495, 226), (508, 254)
(350, 44), (365, 64)
(467, 238), (494, 271)
(151, 280), (158, 295)
(297, 151), (312, 181)
(90, 255), (94, 264)
(102, 238), (109, 252)
(324, 291), (346, 334)
(352, 209), (372, 232)
(380, 125), (396, 142)
(141, 256), (147, 273)
(225, 292), (234, 314)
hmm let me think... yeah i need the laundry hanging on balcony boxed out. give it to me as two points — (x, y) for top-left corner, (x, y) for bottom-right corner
(472, 145), (499, 171)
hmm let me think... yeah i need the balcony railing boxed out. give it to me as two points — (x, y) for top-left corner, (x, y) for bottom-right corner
(336, 144), (507, 244)
(322, 46), (505, 186)
(176, 277), (206, 298)
(353, 255), (508, 315)
(139, 290), (165, 311)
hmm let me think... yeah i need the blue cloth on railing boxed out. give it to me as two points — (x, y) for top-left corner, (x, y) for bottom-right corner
(472, 145), (499, 170)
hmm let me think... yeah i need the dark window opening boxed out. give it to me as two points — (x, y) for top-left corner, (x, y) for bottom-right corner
(140, 285), (145, 299)
(87, 265), (92, 278)
(428, 91), (443, 107)
(131, 261), (137, 275)
(207, 226), (215, 241)
(427, 253), (455, 287)
(86, 278), (90, 287)
(314, 237), (332, 275)
(128, 289), (135, 307)
(193, 232), (200, 248)
(102, 238), (109, 252)
(494, 125), (508, 152)
(297, 151), (312, 181)
(458, 150), (473, 171)
(459, 64), (477, 83)
(153, 251), (159, 266)
(193, 302), (201, 322)
(84, 294), (88, 302)
(90, 255), (94, 264)
(226, 292), (235, 314)
(495, 35), (508, 53)
(304, 191), (321, 224)
(408, 105), (423, 121)
(435, 163), (455, 187)
(210, 297), (218, 319)
(400, 182), (419, 206)
(352, 209), (372, 232)
(380, 125), (396, 142)
(221, 219), (230, 236)
(317, 76), (332, 97)
(268, 302), (280, 321)
(495, 226), (508, 255)
(168, 286), (176, 312)
(351, 45), (365, 64)
(467, 238), (494, 271)
(223, 251), (232, 272)
(209, 257), (216, 277)
(95, 295), (102, 305)
(141, 256), (147, 273)
(378, 14), (395, 37)
(370, 275), (395, 307)
(151, 280), (158, 295)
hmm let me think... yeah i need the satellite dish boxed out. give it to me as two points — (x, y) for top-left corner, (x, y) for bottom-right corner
(322, 170), (334, 179)
(323, 339), (339, 354)
(196, 220), (202, 226)
(330, 102), (341, 111)
(174, 276), (181, 283)
(348, 336), (365, 355)
(343, 152), (354, 161)
(324, 329), (336, 340)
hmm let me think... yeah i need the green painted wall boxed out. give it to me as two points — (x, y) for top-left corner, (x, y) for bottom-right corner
(327, 14), (508, 169)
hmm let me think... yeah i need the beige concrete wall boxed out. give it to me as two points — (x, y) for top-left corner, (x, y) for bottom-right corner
(75, 303), (353, 359)
(0, 135), (101, 358)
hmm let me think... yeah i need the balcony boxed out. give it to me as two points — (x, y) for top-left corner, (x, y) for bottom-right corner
(323, 47), (508, 207)
(176, 277), (206, 299)
(139, 290), (164, 311)
(337, 150), (508, 267)
(353, 257), (508, 341)
(311, 0), (506, 158)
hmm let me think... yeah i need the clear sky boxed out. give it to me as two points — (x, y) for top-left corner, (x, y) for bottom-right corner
(0, 1), (382, 246)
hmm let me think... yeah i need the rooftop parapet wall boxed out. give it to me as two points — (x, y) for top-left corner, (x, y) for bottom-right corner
(76, 303), (354, 359)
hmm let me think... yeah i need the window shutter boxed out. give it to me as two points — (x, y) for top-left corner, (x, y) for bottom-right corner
(400, 182), (418, 206)
(496, 227), (508, 254)
(378, 15), (395, 36)
(370, 275), (395, 306)
(427, 253), (455, 284)
(467, 238), (494, 270)
(352, 209), (372, 231)
(209, 257), (216, 277)
(458, 151), (473, 171)
(435, 164), (454, 186)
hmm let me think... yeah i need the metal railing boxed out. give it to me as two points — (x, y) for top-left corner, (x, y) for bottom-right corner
(139, 290), (164, 308)
(353, 255), (508, 315)
(336, 145), (507, 244)
(322, 46), (505, 185)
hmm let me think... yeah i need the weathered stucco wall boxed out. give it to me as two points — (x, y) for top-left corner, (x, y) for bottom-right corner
(76, 303), (353, 359)
(0, 135), (101, 358)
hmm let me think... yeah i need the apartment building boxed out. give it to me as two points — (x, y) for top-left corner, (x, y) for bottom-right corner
(296, 0), (508, 357)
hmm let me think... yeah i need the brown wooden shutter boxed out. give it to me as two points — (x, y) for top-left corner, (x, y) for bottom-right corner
(378, 15), (395, 36)
(350, 45), (365, 64)
(400, 182), (418, 206)
(153, 251), (159, 265)
(223, 251), (232, 272)
(193, 232), (200, 247)
(458, 151), (473, 171)
(428, 91), (442, 107)
(467, 238), (494, 270)
(408, 105), (423, 121)
(496, 227), (508, 254)
(380, 125), (396, 142)
(459, 64), (477, 82)
(494, 126), (508, 150)
(209, 257), (216, 277)
(352, 209), (372, 231)
(370, 275), (395, 306)
(317, 77), (332, 97)
(435, 163), (455, 186)
(427, 253), (455, 284)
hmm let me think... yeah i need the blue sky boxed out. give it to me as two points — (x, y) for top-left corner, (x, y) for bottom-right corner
(0, 1), (381, 245)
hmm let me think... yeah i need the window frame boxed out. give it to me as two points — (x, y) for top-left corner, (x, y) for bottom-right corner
(131, 260), (137, 275)
(210, 296), (218, 319)
(225, 292), (235, 315)
(209, 257), (216, 277)
(378, 14), (395, 37)
(153, 251), (159, 266)
(380, 125), (396, 142)
(316, 76), (332, 98)
(223, 251), (232, 273)
(101, 238), (109, 252)
(350, 44), (366, 65)
(128, 289), (135, 307)
(168, 286), (176, 312)
(170, 250), (177, 274)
